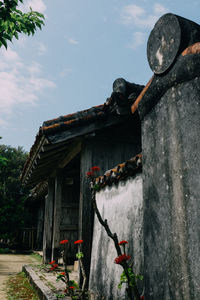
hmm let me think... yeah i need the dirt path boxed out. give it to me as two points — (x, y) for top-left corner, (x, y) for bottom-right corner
(0, 254), (38, 299)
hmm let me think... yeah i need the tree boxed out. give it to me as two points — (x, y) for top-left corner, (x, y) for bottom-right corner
(0, 0), (45, 48)
(0, 144), (29, 239)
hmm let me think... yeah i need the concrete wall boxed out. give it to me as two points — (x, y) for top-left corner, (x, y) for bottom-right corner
(140, 80), (200, 299)
(89, 175), (143, 300)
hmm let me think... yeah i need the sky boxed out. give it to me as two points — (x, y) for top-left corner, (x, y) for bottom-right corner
(0, 0), (200, 151)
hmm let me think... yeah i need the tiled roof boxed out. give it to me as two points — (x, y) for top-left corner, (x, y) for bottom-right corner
(91, 154), (142, 191)
(21, 83), (143, 186)
(41, 104), (105, 134)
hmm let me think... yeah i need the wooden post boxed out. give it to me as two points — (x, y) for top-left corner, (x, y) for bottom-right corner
(43, 177), (55, 264)
(51, 169), (63, 262)
(36, 199), (45, 250)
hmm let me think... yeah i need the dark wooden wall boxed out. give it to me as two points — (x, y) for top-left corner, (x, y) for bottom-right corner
(60, 173), (80, 264)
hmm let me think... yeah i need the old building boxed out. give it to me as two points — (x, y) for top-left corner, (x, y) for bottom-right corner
(21, 84), (143, 281)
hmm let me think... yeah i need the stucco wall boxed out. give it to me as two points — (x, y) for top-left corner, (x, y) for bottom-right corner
(89, 174), (143, 300)
(141, 80), (200, 299)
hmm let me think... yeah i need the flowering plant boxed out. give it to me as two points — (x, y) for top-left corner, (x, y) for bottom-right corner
(86, 166), (100, 178)
(74, 239), (83, 245)
(60, 239), (69, 244)
(118, 240), (128, 245)
(50, 238), (88, 300)
(114, 254), (131, 264)
(49, 260), (55, 265)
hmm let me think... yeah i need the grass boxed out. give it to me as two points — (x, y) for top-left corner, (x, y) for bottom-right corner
(30, 253), (42, 263)
(6, 272), (39, 300)
(0, 248), (12, 254)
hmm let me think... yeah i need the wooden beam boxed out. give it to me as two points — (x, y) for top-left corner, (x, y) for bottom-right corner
(59, 141), (81, 168)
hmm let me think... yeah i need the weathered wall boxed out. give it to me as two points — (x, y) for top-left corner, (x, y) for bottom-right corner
(135, 13), (200, 299)
(89, 175), (143, 300)
(140, 80), (200, 299)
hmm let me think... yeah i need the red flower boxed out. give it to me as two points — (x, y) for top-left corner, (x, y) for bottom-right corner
(74, 239), (83, 244)
(50, 266), (55, 271)
(91, 166), (100, 172)
(60, 239), (69, 244)
(49, 260), (55, 265)
(69, 286), (74, 289)
(114, 254), (131, 264)
(118, 240), (128, 245)
(86, 171), (94, 177)
(60, 272), (66, 276)
(53, 264), (58, 268)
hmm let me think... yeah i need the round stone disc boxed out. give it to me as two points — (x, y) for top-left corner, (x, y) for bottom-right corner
(147, 13), (181, 74)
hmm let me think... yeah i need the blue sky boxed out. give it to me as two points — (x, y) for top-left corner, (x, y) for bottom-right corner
(0, 0), (200, 151)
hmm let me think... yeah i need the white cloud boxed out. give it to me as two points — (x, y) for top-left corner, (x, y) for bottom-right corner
(121, 3), (169, 28)
(0, 47), (55, 123)
(37, 42), (48, 55)
(68, 38), (79, 45)
(27, 61), (42, 75)
(25, 0), (46, 13)
(2, 47), (21, 62)
(129, 32), (145, 50)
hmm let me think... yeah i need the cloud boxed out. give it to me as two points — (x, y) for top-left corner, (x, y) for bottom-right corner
(37, 42), (48, 55)
(121, 3), (168, 28)
(25, 0), (46, 13)
(2, 47), (21, 61)
(0, 47), (55, 122)
(129, 32), (145, 49)
(68, 38), (79, 45)
(27, 61), (42, 75)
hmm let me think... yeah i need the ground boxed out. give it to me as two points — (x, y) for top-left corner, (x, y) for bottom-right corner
(0, 253), (38, 298)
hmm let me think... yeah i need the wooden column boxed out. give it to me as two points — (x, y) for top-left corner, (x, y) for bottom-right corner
(51, 169), (63, 262)
(43, 177), (54, 263)
(36, 199), (44, 250)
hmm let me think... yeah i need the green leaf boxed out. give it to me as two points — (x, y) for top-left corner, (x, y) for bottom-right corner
(0, 37), (7, 48)
(76, 252), (84, 259)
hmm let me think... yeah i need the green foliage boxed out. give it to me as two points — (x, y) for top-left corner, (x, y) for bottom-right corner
(93, 184), (100, 191)
(0, 155), (8, 166)
(0, 144), (29, 239)
(76, 251), (84, 259)
(0, 0), (45, 48)
(118, 268), (143, 289)
(0, 247), (11, 253)
(55, 294), (66, 299)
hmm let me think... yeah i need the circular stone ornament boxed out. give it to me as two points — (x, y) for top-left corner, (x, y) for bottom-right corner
(147, 13), (181, 74)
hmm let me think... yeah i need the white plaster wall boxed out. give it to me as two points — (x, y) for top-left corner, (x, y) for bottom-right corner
(89, 174), (143, 300)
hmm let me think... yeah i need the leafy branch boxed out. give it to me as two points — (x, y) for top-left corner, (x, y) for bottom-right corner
(0, 0), (45, 48)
